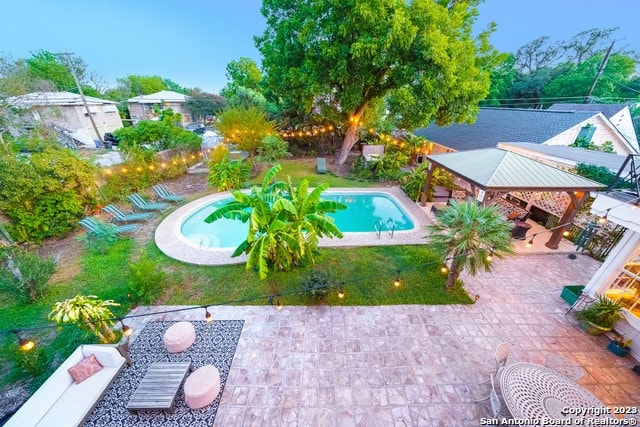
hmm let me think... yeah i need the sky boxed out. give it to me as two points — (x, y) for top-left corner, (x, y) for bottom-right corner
(1, 0), (638, 95)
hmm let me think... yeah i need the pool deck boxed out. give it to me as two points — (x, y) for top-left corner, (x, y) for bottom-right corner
(155, 187), (432, 265)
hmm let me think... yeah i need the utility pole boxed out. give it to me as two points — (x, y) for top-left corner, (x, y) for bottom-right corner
(584, 42), (614, 104)
(56, 52), (105, 148)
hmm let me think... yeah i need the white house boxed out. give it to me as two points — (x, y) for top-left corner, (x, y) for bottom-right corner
(414, 107), (639, 156)
(583, 154), (640, 361)
(127, 90), (192, 125)
(8, 91), (123, 148)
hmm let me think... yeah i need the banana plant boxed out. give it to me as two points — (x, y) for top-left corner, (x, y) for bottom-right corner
(205, 164), (345, 279)
(49, 294), (120, 343)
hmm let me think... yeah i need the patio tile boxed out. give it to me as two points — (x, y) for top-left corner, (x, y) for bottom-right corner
(126, 253), (640, 425)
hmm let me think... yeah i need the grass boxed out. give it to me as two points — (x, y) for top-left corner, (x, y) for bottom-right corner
(250, 158), (376, 188)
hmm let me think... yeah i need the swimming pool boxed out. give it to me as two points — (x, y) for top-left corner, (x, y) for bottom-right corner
(180, 192), (415, 248)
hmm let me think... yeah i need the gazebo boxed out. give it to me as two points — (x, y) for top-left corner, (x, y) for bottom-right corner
(420, 148), (606, 249)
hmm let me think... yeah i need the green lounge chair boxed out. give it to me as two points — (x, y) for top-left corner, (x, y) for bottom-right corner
(78, 217), (141, 237)
(103, 205), (156, 223)
(152, 184), (187, 204)
(127, 193), (171, 213)
(316, 157), (327, 174)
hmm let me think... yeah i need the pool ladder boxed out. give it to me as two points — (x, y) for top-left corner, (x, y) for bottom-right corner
(374, 218), (396, 239)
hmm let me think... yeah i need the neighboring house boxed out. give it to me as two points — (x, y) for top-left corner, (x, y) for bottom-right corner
(548, 103), (639, 153)
(8, 91), (123, 148)
(127, 90), (191, 125)
(413, 107), (639, 156)
(498, 142), (628, 172)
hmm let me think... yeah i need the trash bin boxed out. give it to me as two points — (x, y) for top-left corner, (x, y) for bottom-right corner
(511, 221), (532, 240)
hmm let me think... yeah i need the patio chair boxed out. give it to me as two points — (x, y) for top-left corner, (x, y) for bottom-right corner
(543, 353), (585, 381)
(127, 193), (171, 213)
(487, 375), (511, 419)
(103, 205), (156, 224)
(475, 342), (511, 402)
(152, 184), (187, 204)
(78, 217), (141, 237)
(316, 157), (327, 174)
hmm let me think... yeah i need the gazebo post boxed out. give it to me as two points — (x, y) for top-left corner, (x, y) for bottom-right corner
(545, 191), (587, 249)
(420, 163), (437, 206)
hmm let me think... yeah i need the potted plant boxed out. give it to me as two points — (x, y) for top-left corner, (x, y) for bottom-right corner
(575, 295), (622, 336)
(608, 334), (632, 357)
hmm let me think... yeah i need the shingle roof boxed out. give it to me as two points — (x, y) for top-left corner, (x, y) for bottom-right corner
(548, 103), (627, 118)
(499, 142), (627, 172)
(8, 91), (116, 107)
(128, 90), (188, 103)
(427, 148), (605, 192)
(413, 107), (597, 151)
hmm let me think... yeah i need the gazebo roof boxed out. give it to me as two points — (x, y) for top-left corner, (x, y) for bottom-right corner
(427, 148), (606, 192)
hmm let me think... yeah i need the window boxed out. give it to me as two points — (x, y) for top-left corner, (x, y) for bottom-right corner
(574, 125), (596, 145)
(604, 247), (640, 317)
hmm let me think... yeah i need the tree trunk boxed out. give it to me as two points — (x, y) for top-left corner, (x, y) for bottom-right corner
(336, 107), (367, 165)
(445, 258), (463, 290)
(336, 122), (359, 165)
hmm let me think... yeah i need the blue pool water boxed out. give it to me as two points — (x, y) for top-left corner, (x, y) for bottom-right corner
(180, 192), (414, 248)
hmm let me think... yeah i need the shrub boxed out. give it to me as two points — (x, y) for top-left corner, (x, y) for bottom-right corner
(129, 250), (166, 304)
(257, 135), (291, 162)
(301, 270), (335, 301)
(401, 163), (428, 201)
(348, 156), (374, 181)
(208, 155), (251, 191)
(10, 345), (49, 377)
(77, 222), (120, 253)
(371, 151), (408, 181)
(0, 145), (98, 242)
(0, 248), (57, 303)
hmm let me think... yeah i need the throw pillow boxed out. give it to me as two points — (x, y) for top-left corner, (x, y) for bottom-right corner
(68, 354), (103, 384)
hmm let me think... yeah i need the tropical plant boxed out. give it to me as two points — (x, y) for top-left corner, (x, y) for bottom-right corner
(611, 333), (632, 349)
(207, 155), (251, 191)
(301, 270), (335, 302)
(0, 248), (57, 303)
(129, 250), (167, 304)
(370, 151), (409, 181)
(576, 295), (622, 329)
(426, 199), (515, 290)
(204, 164), (346, 278)
(49, 295), (120, 343)
(257, 134), (291, 163)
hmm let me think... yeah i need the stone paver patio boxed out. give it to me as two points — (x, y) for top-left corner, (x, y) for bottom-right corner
(126, 253), (640, 426)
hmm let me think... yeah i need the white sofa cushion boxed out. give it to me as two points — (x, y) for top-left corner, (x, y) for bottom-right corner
(5, 345), (125, 427)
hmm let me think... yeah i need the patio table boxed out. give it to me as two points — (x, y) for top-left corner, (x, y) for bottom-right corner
(500, 362), (614, 421)
(127, 362), (192, 414)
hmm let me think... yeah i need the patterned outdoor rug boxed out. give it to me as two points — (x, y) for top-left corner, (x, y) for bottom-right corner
(84, 320), (243, 427)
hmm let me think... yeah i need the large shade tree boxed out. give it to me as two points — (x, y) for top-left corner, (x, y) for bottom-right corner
(426, 199), (515, 290)
(256, 0), (496, 164)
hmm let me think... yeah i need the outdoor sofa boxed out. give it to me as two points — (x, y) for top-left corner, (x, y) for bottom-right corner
(5, 344), (126, 427)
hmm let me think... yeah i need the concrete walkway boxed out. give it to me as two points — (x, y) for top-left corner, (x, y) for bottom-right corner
(126, 253), (640, 426)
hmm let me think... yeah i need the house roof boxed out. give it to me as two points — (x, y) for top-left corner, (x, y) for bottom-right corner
(8, 91), (117, 107)
(427, 148), (606, 192)
(414, 107), (597, 151)
(498, 142), (628, 172)
(128, 90), (188, 103)
(548, 103), (627, 118)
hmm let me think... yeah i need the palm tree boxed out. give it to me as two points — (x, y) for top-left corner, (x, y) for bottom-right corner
(426, 199), (515, 290)
(49, 294), (119, 343)
(205, 164), (345, 278)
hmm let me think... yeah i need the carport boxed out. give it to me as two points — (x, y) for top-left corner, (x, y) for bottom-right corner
(420, 148), (606, 249)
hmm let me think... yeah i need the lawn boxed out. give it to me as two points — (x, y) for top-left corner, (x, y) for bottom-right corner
(0, 162), (466, 393)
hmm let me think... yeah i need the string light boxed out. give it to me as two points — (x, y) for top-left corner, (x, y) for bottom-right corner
(441, 265), (448, 274)
(276, 297), (283, 311)
(393, 270), (401, 287)
(337, 289), (345, 299)
(486, 251), (494, 262)
(204, 307), (213, 323)
(563, 230), (570, 237)
(120, 319), (133, 337)
(526, 237), (535, 248)
(12, 330), (34, 351)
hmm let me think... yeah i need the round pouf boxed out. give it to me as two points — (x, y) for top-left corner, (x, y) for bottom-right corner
(184, 365), (221, 409)
(163, 321), (196, 353)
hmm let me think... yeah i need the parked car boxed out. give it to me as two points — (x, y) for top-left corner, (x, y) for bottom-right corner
(103, 132), (119, 148)
(186, 123), (206, 135)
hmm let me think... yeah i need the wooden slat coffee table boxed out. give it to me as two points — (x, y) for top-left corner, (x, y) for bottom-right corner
(127, 362), (192, 414)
